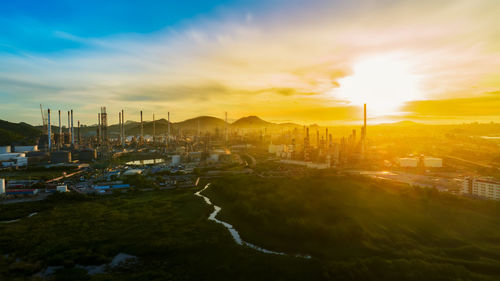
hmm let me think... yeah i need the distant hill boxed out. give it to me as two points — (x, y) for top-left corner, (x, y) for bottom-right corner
(231, 116), (274, 128)
(0, 120), (41, 146)
(176, 116), (226, 131)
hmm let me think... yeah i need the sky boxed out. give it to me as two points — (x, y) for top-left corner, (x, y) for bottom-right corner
(0, 0), (499, 125)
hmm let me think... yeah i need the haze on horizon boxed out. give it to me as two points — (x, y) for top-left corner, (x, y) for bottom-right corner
(1, 0), (499, 125)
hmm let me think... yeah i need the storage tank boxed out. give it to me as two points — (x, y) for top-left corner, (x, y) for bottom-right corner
(210, 153), (219, 162)
(0, 146), (11, 154)
(0, 178), (5, 194)
(171, 155), (181, 165)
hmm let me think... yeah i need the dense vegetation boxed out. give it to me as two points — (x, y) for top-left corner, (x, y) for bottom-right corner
(205, 173), (500, 281)
(0, 187), (322, 281)
(0, 119), (40, 145)
(1, 174), (499, 280)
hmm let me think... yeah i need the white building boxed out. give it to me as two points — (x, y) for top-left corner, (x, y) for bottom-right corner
(399, 158), (418, 167)
(461, 177), (500, 201)
(424, 157), (443, 168)
(13, 145), (38, 152)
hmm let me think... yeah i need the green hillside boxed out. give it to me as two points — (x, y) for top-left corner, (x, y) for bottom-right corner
(0, 120), (40, 145)
(205, 174), (500, 281)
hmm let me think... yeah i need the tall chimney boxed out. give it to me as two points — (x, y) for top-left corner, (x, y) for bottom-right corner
(140, 110), (143, 141)
(153, 113), (155, 144)
(67, 111), (71, 143)
(167, 111), (170, 145)
(98, 113), (101, 145)
(119, 112), (122, 145)
(121, 109), (125, 146)
(77, 120), (80, 144)
(58, 110), (61, 148)
(47, 109), (52, 151)
(71, 109), (74, 145)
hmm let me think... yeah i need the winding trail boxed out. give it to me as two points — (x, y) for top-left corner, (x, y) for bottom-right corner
(195, 184), (311, 259)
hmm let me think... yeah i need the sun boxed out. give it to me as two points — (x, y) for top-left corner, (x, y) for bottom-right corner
(334, 54), (422, 116)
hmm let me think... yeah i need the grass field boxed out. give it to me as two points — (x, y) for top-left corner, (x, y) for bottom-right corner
(0, 187), (322, 281)
(204, 173), (500, 281)
(1, 173), (499, 280)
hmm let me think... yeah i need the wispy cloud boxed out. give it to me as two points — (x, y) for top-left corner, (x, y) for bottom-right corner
(0, 0), (499, 124)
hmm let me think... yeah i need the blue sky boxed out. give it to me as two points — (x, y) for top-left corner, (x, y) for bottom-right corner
(0, 0), (250, 53)
(0, 0), (499, 125)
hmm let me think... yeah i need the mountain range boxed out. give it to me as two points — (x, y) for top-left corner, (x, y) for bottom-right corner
(0, 116), (301, 144)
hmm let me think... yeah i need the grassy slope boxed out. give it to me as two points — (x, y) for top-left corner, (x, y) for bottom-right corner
(0, 189), (322, 281)
(205, 174), (500, 281)
(0, 120), (40, 145)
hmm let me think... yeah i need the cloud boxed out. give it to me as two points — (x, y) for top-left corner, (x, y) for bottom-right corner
(0, 0), (499, 124)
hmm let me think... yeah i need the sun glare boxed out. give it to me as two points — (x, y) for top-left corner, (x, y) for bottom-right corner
(334, 54), (421, 116)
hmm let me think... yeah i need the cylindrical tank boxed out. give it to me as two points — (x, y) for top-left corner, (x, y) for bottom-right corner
(171, 155), (181, 165)
(0, 146), (11, 153)
(0, 178), (5, 194)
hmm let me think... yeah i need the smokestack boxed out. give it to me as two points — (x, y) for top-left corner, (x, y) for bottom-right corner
(121, 109), (125, 146)
(77, 120), (80, 144)
(67, 111), (71, 143)
(153, 113), (155, 144)
(167, 111), (170, 145)
(119, 112), (122, 144)
(48, 109), (51, 151)
(71, 109), (74, 145)
(140, 110), (143, 140)
(98, 113), (101, 145)
(58, 110), (61, 148)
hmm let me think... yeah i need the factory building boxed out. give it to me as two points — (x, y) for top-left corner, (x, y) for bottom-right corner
(424, 157), (443, 168)
(78, 149), (97, 162)
(461, 177), (500, 201)
(50, 151), (72, 164)
(13, 145), (38, 152)
(399, 156), (443, 168)
(399, 157), (418, 168)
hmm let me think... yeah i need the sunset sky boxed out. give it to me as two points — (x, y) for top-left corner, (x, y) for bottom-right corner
(1, 0), (499, 125)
